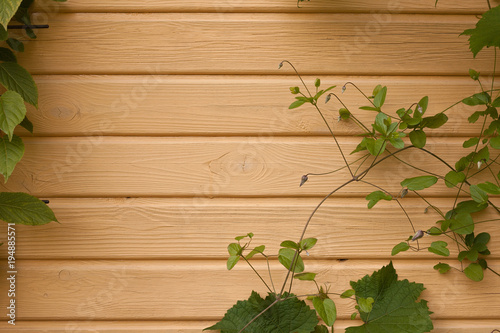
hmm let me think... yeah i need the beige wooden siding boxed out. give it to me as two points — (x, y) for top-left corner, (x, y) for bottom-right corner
(1, 0), (500, 332)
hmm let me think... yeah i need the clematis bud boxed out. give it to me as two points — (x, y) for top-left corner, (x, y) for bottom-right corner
(300, 174), (308, 187)
(341, 85), (347, 93)
(411, 230), (424, 241)
(400, 188), (408, 198)
(278, 61), (284, 69)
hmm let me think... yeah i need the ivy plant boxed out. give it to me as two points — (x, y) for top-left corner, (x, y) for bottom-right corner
(208, 1), (500, 332)
(0, 0), (64, 226)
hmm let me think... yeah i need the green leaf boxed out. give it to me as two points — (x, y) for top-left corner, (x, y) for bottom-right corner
(234, 232), (253, 241)
(227, 243), (242, 256)
(365, 190), (392, 209)
(450, 213), (474, 235)
(313, 297), (337, 326)
(493, 96), (500, 107)
(433, 263), (451, 274)
(463, 137), (479, 148)
(464, 263), (484, 281)
(294, 272), (317, 281)
(0, 134), (24, 182)
(280, 240), (299, 250)
(389, 137), (404, 149)
(477, 181), (500, 194)
(474, 232), (491, 246)
(0, 192), (57, 225)
(6, 38), (24, 52)
(444, 171), (465, 188)
(453, 200), (488, 216)
(359, 106), (380, 112)
(462, 92), (491, 106)
(0, 0), (23, 30)
(428, 241), (450, 256)
(409, 130), (426, 148)
(373, 86), (387, 108)
(0, 25), (7, 41)
(204, 291), (318, 332)
(18, 115), (33, 134)
(314, 78), (320, 88)
(418, 96), (429, 114)
(391, 242), (410, 256)
(373, 112), (388, 135)
(246, 245), (265, 259)
(366, 138), (386, 156)
(490, 136), (500, 149)
(278, 248), (304, 273)
(470, 184), (489, 204)
(0, 62), (38, 107)
(469, 69), (480, 80)
(0, 90), (26, 140)
(313, 325), (329, 333)
(346, 262), (433, 333)
(401, 176), (438, 191)
(227, 255), (239, 270)
(340, 289), (355, 298)
(289, 99), (307, 109)
(339, 108), (351, 120)
(0, 47), (17, 62)
(461, 5), (500, 57)
(299, 238), (317, 250)
(420, 113), (448, 129)
(357, 297), (374, 313)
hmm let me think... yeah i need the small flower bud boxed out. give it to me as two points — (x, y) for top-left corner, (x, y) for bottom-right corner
(290, 86), (300, 94)
(341, 85), (346, 93)
(325, 94), (332, 104)
(411, 230), (424, 241)
(278, 61), (284, 69)
(400, 188), (408, 198)
(300, 174), (308, 187)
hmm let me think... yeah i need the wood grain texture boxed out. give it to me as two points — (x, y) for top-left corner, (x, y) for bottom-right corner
(21, 75), (493, 137)
(32, 0), (496, 14)
(1, 320), (499, 332)
(0, 137), (498, 197)
(13, 13), (494, 75)
(1, 198), (498, 260)
(0, 260), (498, 320)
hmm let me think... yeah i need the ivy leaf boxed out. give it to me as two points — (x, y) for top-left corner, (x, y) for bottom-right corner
(0, 134), (24, 182)
(461, 5), (500, 57)
(0, 0), (23, 30)
(278, 248), (304, 273)
(204, 291), (318, 333)
(401, 176), (438, 191)
(346, 262), (433, 333)
(428, 241), (450, 256)
(365, 190), (392, 209)
(391, 242), (410, 256)
(312, 297), (337, 326)
(0, 62), (38, 107)
(433, 263), (451, 274)
(0, 192), (57, 225)
(0, 90), (27, 141)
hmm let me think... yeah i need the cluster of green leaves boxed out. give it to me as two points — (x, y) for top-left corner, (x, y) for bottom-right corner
(0, 0), (61, 226)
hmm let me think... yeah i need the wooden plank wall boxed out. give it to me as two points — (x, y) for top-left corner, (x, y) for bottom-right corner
(1, 0), (500, 331)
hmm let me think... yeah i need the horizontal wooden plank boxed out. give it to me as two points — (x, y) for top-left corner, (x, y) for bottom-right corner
(23, 75), (493, 137)
(2, 198), (499, 260)
(0, 260), (498, 320)
(14, 13), (494, 75)
(2, 320), (499, 332)
(0, 137), (498, 197)
(33, 0), (493, 14)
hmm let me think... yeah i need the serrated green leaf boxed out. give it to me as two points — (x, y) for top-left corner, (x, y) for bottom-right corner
(409, 130), (426, 148)
(470, 184), (489, 204)
(0, 0), (23, 30)
(444, 171), (465, 188)
(346, 262), (433, 333)
(365, 190), (392, 209)
(0, 62), (38, 107)
(401, 175), (438, 191)
(433, 263), (451, 274)
(294, 272), (317, 281)
(204, 291), (318, 332)
(464, 263), (484, 281)
(391, 242), (410, 256)
(0, 47), (17, 62)
(300, 238), (317, 250)
(0, 90), (26, 140)
(0, 192), (57, 225)
(280, 240), (299, 249)
(461, 5), (500, 57)
(373, 86), (387, 108)
(450, 213), (474, 235)
(278, 248), (304, 273)
(428, 241), (450, 256)
(0, 134), (24, 182)
(340, 289), (355, 298)
(313, 297), (337, 326)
